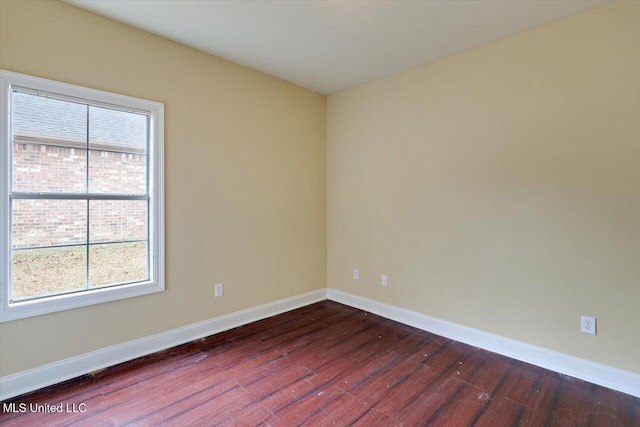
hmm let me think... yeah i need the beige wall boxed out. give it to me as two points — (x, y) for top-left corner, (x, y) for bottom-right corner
(328, 1), (640, 373)
(0, 0), (326, 376)
(1, 0), (638, 380)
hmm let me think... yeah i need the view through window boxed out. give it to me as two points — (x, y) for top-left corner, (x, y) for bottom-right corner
(11, 91), (150, 300)
(0, 70), (164, 321)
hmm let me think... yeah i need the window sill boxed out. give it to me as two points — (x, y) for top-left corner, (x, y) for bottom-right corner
(0, 280), (164, 322)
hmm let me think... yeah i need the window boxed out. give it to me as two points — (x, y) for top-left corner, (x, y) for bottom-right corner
(0, 70), (164, 322)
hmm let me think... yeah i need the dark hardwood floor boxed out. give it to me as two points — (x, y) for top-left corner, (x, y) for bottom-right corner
(1, 301), (638, 426)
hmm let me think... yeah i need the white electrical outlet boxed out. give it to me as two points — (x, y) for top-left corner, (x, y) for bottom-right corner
(353, 269), (359, 280)
(581, 315), (596, 335)
(381, 274), (388, 287)
(214, 283), (224, 298)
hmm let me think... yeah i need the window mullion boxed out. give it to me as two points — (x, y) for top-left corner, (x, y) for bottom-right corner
(86, 104), (90, 291)
(7, 89), (14, 306)
(146, 115), (151, 281)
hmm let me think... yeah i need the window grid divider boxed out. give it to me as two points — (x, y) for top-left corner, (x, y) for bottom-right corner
(10, 193), (148, 200)
(12, 239), (149, 252)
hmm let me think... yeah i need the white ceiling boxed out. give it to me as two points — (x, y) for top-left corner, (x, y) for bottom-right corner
(65, 0), (610, 94)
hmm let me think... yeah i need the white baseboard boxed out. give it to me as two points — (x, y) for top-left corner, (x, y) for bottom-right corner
(3, 287), (638, 401)
(0, 289), (327, 401)
(327, 288), (640, 398)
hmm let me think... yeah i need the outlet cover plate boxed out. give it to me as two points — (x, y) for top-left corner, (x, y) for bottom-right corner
(581, 315), (596, 335)
(214, 283), (224, 298)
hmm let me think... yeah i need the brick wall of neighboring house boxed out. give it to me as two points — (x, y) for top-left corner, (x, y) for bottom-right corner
(12, 144), (147, 249)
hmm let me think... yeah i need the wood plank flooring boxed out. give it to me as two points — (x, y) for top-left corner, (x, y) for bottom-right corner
(1, 301), (638, 426)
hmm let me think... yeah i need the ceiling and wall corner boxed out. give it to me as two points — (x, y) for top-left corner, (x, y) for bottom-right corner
(64, 0), (611, 94)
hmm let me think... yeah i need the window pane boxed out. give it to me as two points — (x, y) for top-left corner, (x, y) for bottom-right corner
(89, 150), (147, 194)
(89, 242), (148, 287)
(13, 91), (87, 146)
(13, 144), (87, 192)
(90, 200), (147, 243)
(12, 200), (87, 248)
(12, 246), (87, 301)
(89, 106), (147, 154)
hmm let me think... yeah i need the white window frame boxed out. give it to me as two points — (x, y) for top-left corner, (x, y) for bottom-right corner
(0, 70), (165, 322)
